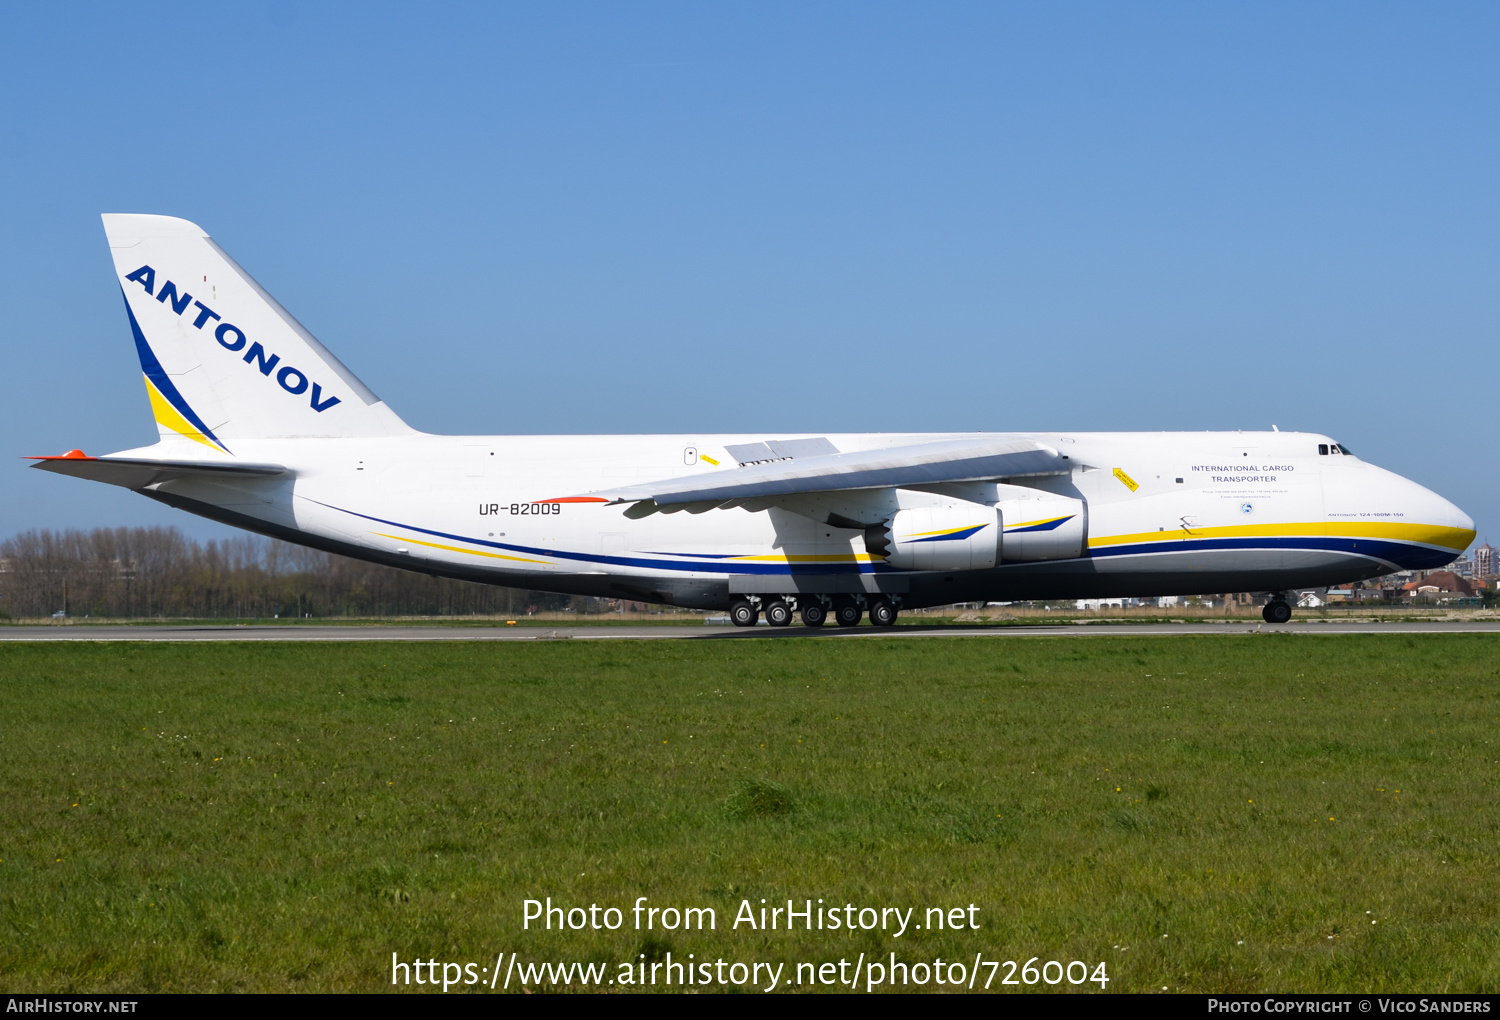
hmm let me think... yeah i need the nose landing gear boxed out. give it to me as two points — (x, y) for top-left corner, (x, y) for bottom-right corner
(1262, 593), (1292, 624)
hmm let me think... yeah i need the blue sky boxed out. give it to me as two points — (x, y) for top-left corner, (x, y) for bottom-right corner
(2, 3), (1495, 547)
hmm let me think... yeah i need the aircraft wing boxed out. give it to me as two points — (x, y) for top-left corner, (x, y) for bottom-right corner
(573, 436), (1067, 516)
(28, 451), (288, 490)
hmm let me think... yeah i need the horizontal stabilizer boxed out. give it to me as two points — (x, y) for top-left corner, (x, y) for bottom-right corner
(574, 437), (1067, 514)
(28, 450), (287, 490)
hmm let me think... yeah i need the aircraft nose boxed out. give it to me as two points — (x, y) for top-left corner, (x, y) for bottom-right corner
(1451, 499), (1476, 537)
(1387, 470), (1474, 568)
(1409, 475), (1474, 535)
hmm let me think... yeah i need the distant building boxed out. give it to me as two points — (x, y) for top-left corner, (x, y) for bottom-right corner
(1475, 542), (1496, 578)
(1402, 570), (1476, 597)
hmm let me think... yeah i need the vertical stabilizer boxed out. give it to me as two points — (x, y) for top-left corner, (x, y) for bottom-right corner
(102, 214), (413, 450)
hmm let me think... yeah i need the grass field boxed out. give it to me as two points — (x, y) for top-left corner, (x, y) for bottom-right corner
(1, 635), (1497, 993)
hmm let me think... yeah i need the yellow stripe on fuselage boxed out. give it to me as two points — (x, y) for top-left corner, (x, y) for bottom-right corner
(144, 375), (220, 452)
(373, 539), (877, 567)
(370, 533), (552, 564)
(1089, 521), (1474, 552)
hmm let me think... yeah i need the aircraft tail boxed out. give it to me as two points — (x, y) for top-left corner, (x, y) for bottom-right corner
(102, 214), (412, 453)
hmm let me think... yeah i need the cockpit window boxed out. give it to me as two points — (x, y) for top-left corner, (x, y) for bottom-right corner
(1318, 444), (1329, 455)
(1333, 442), (1352, 455)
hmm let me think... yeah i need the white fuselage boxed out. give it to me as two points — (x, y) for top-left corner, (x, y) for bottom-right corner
(132, 429), (1473, 610)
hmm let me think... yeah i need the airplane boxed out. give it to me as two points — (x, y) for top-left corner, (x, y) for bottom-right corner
(30, 214), (1475, 628)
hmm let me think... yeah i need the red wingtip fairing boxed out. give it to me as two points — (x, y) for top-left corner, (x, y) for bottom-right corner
(25, 449), (94, 461)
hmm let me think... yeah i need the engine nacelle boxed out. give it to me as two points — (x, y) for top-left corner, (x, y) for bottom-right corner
(996, 495), (1087, 561)
(870, 494), (1089, 571)
(881, 503), (1000, 571)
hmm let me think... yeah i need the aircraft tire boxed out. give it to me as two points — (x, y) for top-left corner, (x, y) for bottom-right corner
(1262, 600), (1292, 624)
(765, 600), (793, 627)
(832, 598), (862, 628)
(729, 599), (759, 627)
(800, 602), (827, 627)
(868, 598), (898, 628)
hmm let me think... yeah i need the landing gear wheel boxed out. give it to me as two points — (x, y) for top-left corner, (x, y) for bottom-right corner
(764, 599), (793, 627)
(868, 597), (898, 628)
(800, 601), (827, 627)
(729, 599), (759, 627)
(832, 598), (862, 628)
(1262, 600), (1292, 624)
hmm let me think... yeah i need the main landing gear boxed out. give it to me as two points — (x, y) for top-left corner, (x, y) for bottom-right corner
(1262, 592), (1292, 624)
(831, 597), (862, 628)
(764, 600), (794, 627)
(867, 597), (898, 628)
(729, 599), (759, 628)
(727, 595), (901, 628)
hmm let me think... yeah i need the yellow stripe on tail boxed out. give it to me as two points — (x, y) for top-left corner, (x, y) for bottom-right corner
(144, 376), (221, 451)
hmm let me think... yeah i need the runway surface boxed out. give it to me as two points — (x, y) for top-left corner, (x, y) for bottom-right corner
(2, 621), (1498, 641)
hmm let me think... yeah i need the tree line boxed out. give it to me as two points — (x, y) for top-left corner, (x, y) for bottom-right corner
(0, 527), (580, 620)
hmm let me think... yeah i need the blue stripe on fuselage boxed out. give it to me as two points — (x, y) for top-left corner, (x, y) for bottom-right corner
(1090, 535), (1456, 571)
(313, 501), (1456, 575)
(312, 501), (891, 575)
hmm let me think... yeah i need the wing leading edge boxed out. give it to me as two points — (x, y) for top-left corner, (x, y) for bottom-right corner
(570, 437), (1068, 517)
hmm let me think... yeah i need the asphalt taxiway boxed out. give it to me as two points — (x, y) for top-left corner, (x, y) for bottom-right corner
(1, 621), (1497, 641)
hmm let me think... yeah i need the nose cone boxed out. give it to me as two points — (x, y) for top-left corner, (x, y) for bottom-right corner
(1403, 474), (1474, 543)
(1345, 464), (1475, 570)
(1447, 498), (1477, 541)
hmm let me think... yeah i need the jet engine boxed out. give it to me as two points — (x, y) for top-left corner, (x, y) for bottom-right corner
(868, 494), (1088, 571)
(878, 503), (1001, 571)
(995, 495), (1086, 561)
